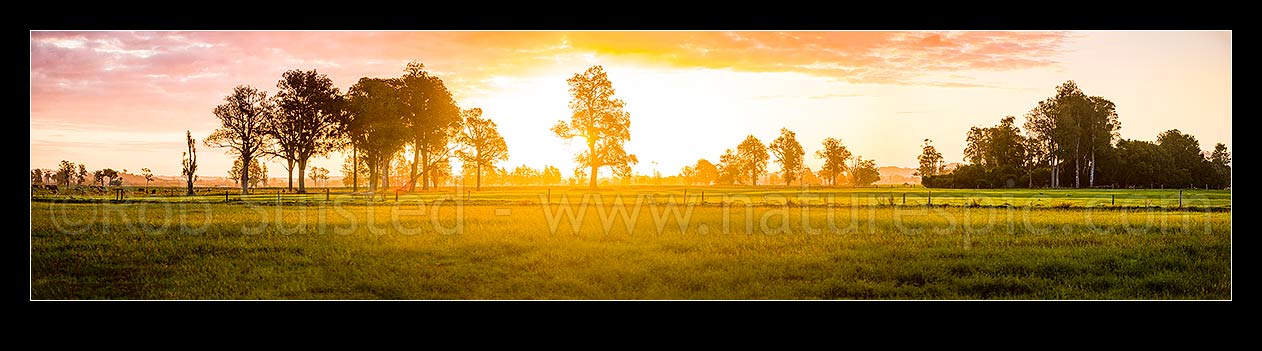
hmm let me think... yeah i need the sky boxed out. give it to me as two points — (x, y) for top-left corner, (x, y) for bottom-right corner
(30, 31), (1232, 179)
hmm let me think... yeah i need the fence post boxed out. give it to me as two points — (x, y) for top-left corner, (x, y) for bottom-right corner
(225, 190), (228, 202)
(326, 188), (330, 201)
(1179, 190), (1183, 208)
(928, 190), (932, 206)
(1111, 194), (1115, 206)
(902, 193), (906, 205)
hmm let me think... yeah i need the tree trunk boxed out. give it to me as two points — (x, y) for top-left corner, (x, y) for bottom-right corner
(241, 155), (251, 195)
(1089, 147), (1096, 187)
(421, 151), (430, 191)
(368, 157), (377, 193)
(286, 159), (294, 192)
(352, 146), (359, 192)
(589, 164), (598, 189)
(410, 143), (420, 192)
(383, 155), (391, 190)
(476, 163), (482, 191)
(1073, 141), (1080, 188)
(186, 141), (196, 196)
(297, 158), (307, 194)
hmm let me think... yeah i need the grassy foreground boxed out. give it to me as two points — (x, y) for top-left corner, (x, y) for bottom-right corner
(30, 193), (1230, 299)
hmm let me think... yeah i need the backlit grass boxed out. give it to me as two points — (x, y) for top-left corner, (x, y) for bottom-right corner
(30, 194), (1230, 299)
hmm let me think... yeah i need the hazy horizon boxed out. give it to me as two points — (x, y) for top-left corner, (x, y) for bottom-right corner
(30, 30), (1231, 178)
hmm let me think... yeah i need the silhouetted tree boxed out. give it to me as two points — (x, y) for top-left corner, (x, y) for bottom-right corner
(769, 128), (804, 186)
(76, 164), (87, 187)
(141, 168), (153, 187)
(1209, 143), (1231, 188)
(31, 169), (43, 186)
(97, 168), (119, 187)
(1157, 129), (1207, 188)
(1112, 139), (1163, 188)
(816, 137), (852, 186)
(964, 116), (1027, 170)
(737, 135), (769, 186)
(308, 166), (329, 188)
(55, 161), (75, 187)
(205, 86), (273, 194)
(552, 65), (637, 189)
(1025, 81), (1118, 188)
(92, 170), (104, 187)
(850, 157), (880, 187)
(267, 69), (346, 193)
(346, 77), (408, 192)
(182, 130), (198, 195)
(394, 62), (462, 191)
(915, 139), (944, 177)
(455, 108), (509, 190)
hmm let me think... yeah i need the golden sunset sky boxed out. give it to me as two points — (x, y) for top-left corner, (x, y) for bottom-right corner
(30, 31), (1231, 179)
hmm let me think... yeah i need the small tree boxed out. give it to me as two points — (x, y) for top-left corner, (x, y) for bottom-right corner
(308, 166), (329, 188)
(76, 164), (88, 187)
(55, 160), (76, 187)
(205, 86), (273, 195)
(850, 157), (881, 187)
(769, 128), (805, 186)
(816, 138), (852, 186)
(455, 108), (509, 190)
(737, 135), (769, 186)
(141, 168), (154, 187)
(915, 138), (944, 177)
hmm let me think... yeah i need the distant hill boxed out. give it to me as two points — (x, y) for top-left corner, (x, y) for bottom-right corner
(876, 166), (919, 185)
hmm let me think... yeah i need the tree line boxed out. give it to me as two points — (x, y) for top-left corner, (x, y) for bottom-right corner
(30, 160), (157, 189)
(677, 129), (882, 187)
(920, 81), (1231, 189)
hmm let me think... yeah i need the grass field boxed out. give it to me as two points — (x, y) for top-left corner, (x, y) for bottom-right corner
(30, 186), (1231, 299)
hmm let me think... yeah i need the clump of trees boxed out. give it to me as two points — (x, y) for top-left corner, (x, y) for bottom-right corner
(705, 130), (879, 187)
(202, 61), (513, 194)
(923, 80), (1231, 189)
